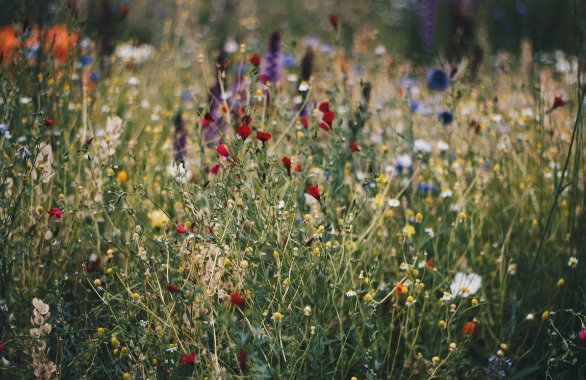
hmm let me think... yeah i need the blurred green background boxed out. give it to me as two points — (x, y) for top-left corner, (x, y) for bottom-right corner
(1, 0), (584, 61)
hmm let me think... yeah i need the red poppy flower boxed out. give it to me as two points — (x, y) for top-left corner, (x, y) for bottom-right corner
(176, 225), (187, 234)
(216, 144), (229, 157)
(44, 118), (54, 127)
(181, 352), (195, 365)
(282, 156), (291, 172)
(306, 185), (320, 201)
(48, 207), (62, 218)
(230, 292), (243, 307)
(119, 6), (129, 17)
(427, 259), (434, 268)
(462, 321), (476, 335)
(259, 74), (268, 83)
(329, 14), (339, 29)
(166, 283), (180, 293)
(0, 342), (4, 352)
(322, 111), (334, 125)
(579, 328), (586, 340)
(202, 112), (215, 127)
(318, 101), (330, 113)
(209, 164), (221, 174)
(237, 348), (248, 367)
(349, 141), (359, 152)
(249, 54), (261, 67)
(293, 163), (302, 172)
(256, 131), (272, 142)
(553, 96), (565, 109)
(236, 123), (252, 139)
(319, 121), (331, 131)
(300, 116), (308, 128)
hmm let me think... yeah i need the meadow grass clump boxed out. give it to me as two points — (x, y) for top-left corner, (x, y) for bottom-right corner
(0, 6), (585, 379)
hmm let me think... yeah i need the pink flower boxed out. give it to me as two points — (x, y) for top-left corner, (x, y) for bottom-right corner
(578, 328), (586, 340)
(176, 225), (187, 234)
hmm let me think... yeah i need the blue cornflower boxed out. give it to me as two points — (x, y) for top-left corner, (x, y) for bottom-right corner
(485, 355), (512, 379)
(79, 55), (92, 66)
(439, 111), (454, 125)
(418, 182), (437, 193)
(410, 100), (420, 112)
(89, 71), (101, 82)
(0, 123), (12, 139)
(283, 53), (297, 68)
(426, 68), (450, 91)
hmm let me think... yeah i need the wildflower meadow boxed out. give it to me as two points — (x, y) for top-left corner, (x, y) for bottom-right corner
(0, 0), (585, 378)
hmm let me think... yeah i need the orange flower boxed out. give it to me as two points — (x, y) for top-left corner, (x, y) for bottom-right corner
(462, 321), (476, 335)
(394, 283), (407, 295)
(45, 24), (79, 64)
(0, 25), (19, 63)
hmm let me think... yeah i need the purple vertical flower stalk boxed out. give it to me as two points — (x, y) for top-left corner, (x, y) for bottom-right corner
(203, 51), (229, 147)
(418, 0), (439, 55)
(230, 64), (249, 110)
(173, 112), (187, 160)
(261, 31), (282, 84)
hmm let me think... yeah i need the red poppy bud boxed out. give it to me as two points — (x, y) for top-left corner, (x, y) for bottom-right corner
(249, 54), (261, 67)
(166, 283), (181, 293)
(293, 163), (302, 172)
(256, 131), (272, 142)
(120, 6), (129, 17)
(282, 156), (292, 171)
(259, 74), (268, 83)
(237, 348), (248, 367)
(329, 14), (339, 29)
(306, 185), (320, 201)
(553, 96), (565, 109)
(83, 136), (94, 147)
(349, 141), (359, 152)
(209, 164), (221, 174)
(300, 116), (308, 128)
(216, 144), (229, 157)
(230, 292), (244, 307)
(44, 119), (54, 127)
(48, 207), (62, 219)
(181, 352), (195, 365)
(176, 225), (187, 234)
(236, 123), (252, 139)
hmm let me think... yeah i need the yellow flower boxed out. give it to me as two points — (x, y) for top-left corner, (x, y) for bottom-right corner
(415, 212), (423, 223)
(123, 373), (130, 380)
(557, 278), (565, 287)
(402, 225), (415, 237)
(236, 198), (244, 207)
(97, 327), (105, 334)
(432, 356), (440, 364)
(312, 247), (321, 255)
(272, 312), (282, 323)
(542, 310), (550, 320)
(121, 346), (128, 354)
(132, 293), (140, 300)
(93, 279), (102, 287)
(363, 293), (373, 302)
(111, 336), (120, 348)
(471, 298), (478, 306)
(148, 210), (170, 229)
(438, 320), (446, 329)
